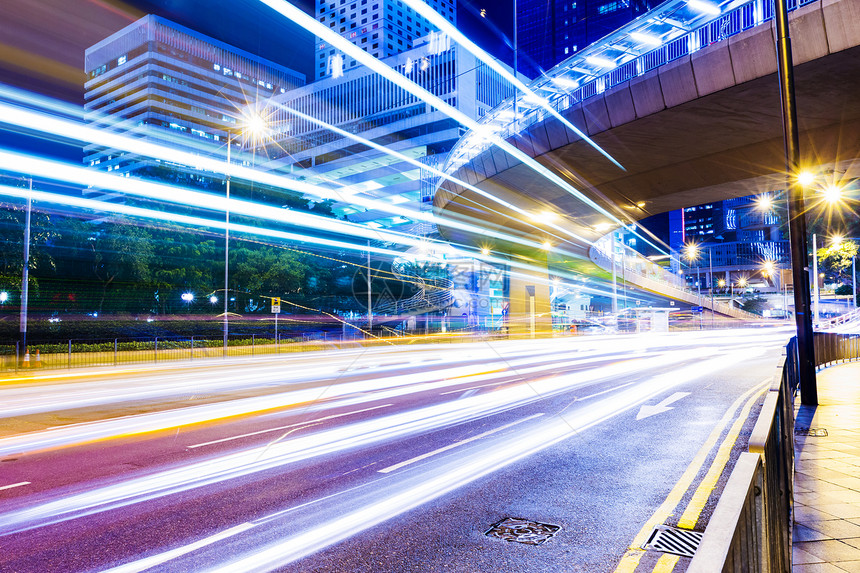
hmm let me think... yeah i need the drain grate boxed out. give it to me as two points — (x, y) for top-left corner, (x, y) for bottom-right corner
(485, 517), (560, 545)
(795, 427), (828, 437)
(642, 525), (703, 558)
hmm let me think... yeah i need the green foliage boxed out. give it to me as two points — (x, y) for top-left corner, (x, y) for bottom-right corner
(741, 297), (770, 315)
(835, 284), (854, 296)
(817, 240), (858, 281)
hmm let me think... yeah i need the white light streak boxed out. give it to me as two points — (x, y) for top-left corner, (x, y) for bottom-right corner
(378, 413), (545, 473)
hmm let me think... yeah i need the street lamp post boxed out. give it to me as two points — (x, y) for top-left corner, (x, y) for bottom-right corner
(221, 112), (269, 357)
(223, 136), (232, 357)
(774, 0), (816, 403)
(812, 233), (819, 324)
(20, 177), (32, 357)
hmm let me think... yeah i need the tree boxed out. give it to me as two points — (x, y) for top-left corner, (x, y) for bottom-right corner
(816, 240), (858, 283)
(86, 222), (155, 314)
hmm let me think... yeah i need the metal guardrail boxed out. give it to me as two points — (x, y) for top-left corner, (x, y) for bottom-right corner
(815, 307), (860, 331)
(444, 0), (820, 174)
(589, 242), (759, 319)
(689, 333), (860, 571)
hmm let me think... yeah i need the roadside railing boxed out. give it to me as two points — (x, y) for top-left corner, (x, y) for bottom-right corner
(815, 307), (860, 331)
(689, 333), (860, 571)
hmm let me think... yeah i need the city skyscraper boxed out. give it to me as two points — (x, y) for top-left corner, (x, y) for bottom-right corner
(516, 0), (656, 78)
(84, 15), (306, 183)
(314, 0), (455, 79)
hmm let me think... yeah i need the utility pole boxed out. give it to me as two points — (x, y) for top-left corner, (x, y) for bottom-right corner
(775, 0), (817, 403)
(223, 137), (232, 357)
(812, 233), (819, 323)
(367, 241), (372, 332)
(20, 177), (32, 355)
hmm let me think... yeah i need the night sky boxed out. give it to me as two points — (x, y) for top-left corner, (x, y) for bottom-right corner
(0, 0), (515, 163)
(1, 0), (515, 104)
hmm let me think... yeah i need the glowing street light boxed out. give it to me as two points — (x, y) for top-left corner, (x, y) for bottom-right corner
(756, 194), (773, 211)
(797, 171), (815, 186)
(0, 291), (7, 303)
(541, 240), (552, 250)
(480, 247), (490, 256)
(181, 292), (195, 302)
(210, 295), (218, 304)
(223, 110), (271, 357)
(823, 184), (843, 204)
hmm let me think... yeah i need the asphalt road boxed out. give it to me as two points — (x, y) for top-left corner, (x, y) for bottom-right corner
(0, 327), (791, 572)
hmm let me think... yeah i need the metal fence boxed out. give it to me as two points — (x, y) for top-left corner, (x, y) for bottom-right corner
(689, 333), (860, 571)
(0, 333), (342, 373)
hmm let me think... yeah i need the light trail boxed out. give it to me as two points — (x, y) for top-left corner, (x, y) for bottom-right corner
(0, 102), (592, 254)
(269, 101), (596, 248)
(96, 347), (767, 572)
(377, 413), (545, 473)
(0, 346), (734, 534)
(255, 0), (673, 256)
(399, 0), (625, 171)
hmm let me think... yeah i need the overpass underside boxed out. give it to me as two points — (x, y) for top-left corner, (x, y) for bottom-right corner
(433, 0), (860, 332)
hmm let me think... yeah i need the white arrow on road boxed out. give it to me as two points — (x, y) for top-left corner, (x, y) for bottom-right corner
(636, 392), (691, 420)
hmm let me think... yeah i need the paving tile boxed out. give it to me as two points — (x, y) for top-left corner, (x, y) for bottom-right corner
(814, 506), (860, 520)
(797, 524), (834, 542)
(796, 505), (841, 522)
(792, 562), (852, 572)
(833, 561), (860, 572)
(794, 546), (826, 564)
(808, 520), (860, 540)
(795, 540), (860, 562)
(842, 538), (860, 551)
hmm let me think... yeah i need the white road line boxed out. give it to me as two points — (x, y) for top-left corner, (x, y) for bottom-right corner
(577, 381), (636, 401)
(439, 380), (507, 395)
(187, 404), (393, 449)
(101, 522), (256, 573)
(378, 413), (545, 474)
(0, 481), (30, 491)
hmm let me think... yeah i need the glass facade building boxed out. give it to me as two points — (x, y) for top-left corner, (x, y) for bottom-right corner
(315, 0), (455, 79)
(83, 15), (306, 184)
(516, 0), (656, 78)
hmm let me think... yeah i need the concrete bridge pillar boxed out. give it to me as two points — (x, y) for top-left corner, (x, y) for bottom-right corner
(507, 262), (552, 337)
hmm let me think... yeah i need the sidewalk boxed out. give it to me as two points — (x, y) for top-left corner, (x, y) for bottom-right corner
(792, 361), (860, 572)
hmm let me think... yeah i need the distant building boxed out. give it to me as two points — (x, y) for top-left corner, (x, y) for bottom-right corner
(516, 0), (656, 78)
(653, 194), (789, 291)
(259, 37), (519, 235)
(314, 0), (455, 79)
(83, 15), (306, 188)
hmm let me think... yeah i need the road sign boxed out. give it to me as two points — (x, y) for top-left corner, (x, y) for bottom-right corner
(691, 306), (704, 313)
(271, 297), (281, 314)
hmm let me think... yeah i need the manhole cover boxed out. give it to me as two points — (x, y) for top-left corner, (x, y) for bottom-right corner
(795, 427), (828, 437)
(485, 517), (560, 545)
(642, 525), (703, 558)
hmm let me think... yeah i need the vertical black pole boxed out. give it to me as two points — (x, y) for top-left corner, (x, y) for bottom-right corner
(774, 0), (817, 403)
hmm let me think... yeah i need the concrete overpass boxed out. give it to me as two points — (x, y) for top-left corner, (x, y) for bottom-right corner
(434, 0), (860, 332)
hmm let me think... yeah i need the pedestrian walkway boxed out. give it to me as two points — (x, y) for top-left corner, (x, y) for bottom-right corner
(793, 361), (860, 572)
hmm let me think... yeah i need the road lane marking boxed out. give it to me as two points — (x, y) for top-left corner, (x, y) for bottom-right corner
(612, 377), (771, 573)
(439, 381), (505, 395)
(186, 404), (393, 449)
(102, 522), (256, 573)
(577, 381), (636, 401)
(0, 481), (30, 491)
(676, 382), (767, 530)
(636, 392), (691, 420)
(377, 413), (545, 474)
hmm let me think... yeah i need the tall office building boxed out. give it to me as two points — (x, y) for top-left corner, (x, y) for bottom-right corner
(653, 195), (789, 288)
(315, 0), (455, 79)
(260, 35), (518, 234)
(84, 15), (306, 182)
(516, 0), (656, 78)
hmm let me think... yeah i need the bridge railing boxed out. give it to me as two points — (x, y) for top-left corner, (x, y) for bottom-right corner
(445, 0), (821, 174)
(588, 240), (758, 319)
(689, 332), (860, 571)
